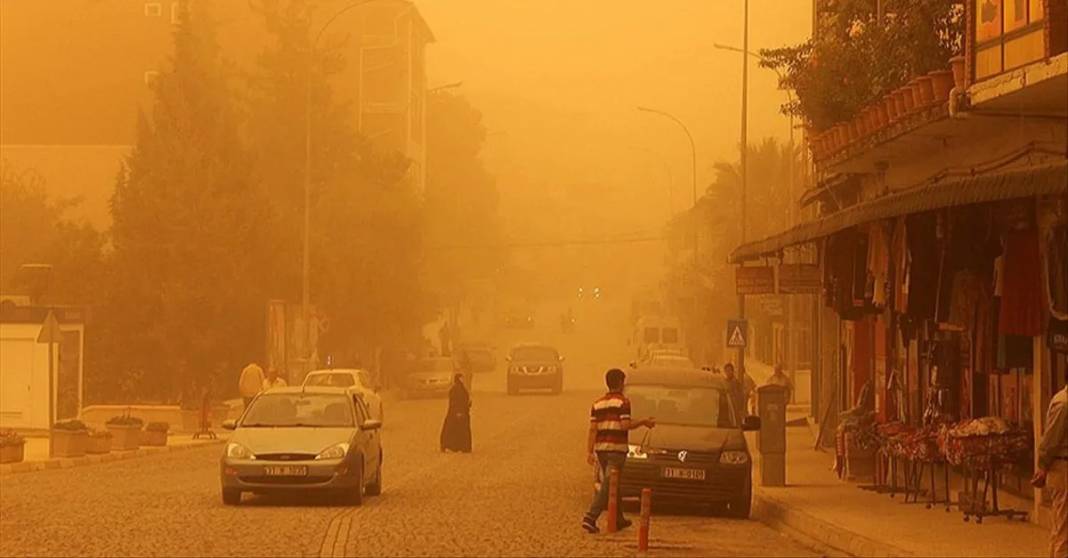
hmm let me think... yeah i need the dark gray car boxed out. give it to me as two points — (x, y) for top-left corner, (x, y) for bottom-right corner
(219, 387), (382, 506)
(506, 343), (564, 395)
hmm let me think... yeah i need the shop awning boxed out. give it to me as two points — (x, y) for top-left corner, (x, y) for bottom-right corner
(729, 162), (1068, 263)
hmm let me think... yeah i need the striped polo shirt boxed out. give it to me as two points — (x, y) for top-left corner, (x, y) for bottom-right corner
(590, 391), (631, 454)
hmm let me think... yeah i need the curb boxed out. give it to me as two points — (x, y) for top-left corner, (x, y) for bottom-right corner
(0, 439), (225, 477)
(752, 489), (912, 558)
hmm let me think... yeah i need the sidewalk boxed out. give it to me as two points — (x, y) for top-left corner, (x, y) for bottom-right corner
(0, 433), (226, 476)
(751, 426), (1047, 557)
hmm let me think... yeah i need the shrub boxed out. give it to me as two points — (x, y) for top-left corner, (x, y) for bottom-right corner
(144, 422), (169, 432)
(88, 428), (113, 439)
(52, 419), (88, 431)
(106, 415), (144, 428)
(0, 429), (25, 447)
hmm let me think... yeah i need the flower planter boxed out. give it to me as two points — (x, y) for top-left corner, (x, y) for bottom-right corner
(884, 93), (898, 122)
(86, 435), (111, 454)
(928, 70), (954, 102)
(50, 429), (88, 458)
(891, 89), (907, 119)
(914, 76), (935, 108)
(140, 429), (168, 447)
(949, 56), (966, 89)
(0, 443), (25, 464)
(107, 424), (141, 451)
(873, 103), (889, 129)
(899, 86), (916, 115)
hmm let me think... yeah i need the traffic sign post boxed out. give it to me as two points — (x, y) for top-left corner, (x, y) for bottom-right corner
(726, 320), (748, 348)
(36, 310), (62, 458)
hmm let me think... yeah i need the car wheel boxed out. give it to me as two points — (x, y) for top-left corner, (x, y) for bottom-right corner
(365, 455), (383, 496)
(347, 460), (365, 506)
(728, 481), (752, 519)
(222, 488), (241, 506)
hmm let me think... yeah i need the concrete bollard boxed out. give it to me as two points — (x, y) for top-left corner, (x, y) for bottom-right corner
(638, 488), (652, 552)
(607, 466), (620, 533)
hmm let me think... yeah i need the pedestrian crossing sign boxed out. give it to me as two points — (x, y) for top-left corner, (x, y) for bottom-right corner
(726, 320), (748, 348)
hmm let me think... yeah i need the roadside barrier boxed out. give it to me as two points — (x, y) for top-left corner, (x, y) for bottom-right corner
(607, 466), (620, 533)
(638, 488), (651, 551)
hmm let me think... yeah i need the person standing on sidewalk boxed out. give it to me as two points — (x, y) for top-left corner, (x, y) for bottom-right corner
(238, 362), (264, 410)
(765, 363), (795, 404)
(1033, 372), (1067, 558)
(261, 367), (288, 391)
(723, 363), (756, 421)
(582, 368), (655, 534)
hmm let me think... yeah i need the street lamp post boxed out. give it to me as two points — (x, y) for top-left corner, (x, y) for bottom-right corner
(303, 0), (380, 373)
(738, 0), (749, 373)
(636, 106), (698, 271)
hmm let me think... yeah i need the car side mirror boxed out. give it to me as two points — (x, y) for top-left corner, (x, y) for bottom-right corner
(222, 419), (237, 431)
(361, 419), (382, 431)
(742, 416), (761, 431)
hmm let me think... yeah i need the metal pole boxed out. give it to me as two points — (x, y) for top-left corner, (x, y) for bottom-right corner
(47, 312), (55, 458)
(737, 0), (749, 372)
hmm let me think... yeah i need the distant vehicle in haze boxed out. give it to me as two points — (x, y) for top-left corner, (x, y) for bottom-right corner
(592, 368), (760, 518)
(634, 353), (696, 370)
(506, 343), (564, 395)
(454, 343), (496, 374)
(402, 356), (468, 398)
(302, 369), (384, 423)
(501, 308), (535, 329)
(220, 387), (382, 506)
(632, 315), (685, 360)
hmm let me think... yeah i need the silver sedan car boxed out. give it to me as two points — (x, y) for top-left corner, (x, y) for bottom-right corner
(220, 387), (382, 506)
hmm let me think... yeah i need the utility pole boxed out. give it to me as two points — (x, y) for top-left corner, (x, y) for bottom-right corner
(737, 0), (749, 372)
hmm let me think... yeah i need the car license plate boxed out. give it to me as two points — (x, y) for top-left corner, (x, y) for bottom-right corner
(662, 467), (705, 480)
(264, 466), (307, 477)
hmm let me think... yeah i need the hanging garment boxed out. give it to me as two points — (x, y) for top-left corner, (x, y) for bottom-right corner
(892, 218), (910, 314)
(947, 271), (986, 330)
(906, 214), (939, 321)
(868, 224), (890, 308)
(999, 228), (1044, 337)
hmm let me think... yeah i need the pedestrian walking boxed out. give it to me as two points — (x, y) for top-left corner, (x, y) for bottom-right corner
(440, 374), (472, 453)
(765, 363), (795, 404)
(582, 368), (655, 534)
(262, 367), (288, 391)
(238, 362), (264, 409)
(1033, 369), (1067, 558)
(723, 363), (756, 422)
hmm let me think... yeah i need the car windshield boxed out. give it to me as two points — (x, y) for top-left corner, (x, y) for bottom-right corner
(661, 328), (679, 343)
(417, 359), (454, 372)
(304, 373), (356, 388)
(643, 327), (659, 343)
(511, 346), (557, 361)
(628, 385), (736, 428)
(242, 393), (354, 427)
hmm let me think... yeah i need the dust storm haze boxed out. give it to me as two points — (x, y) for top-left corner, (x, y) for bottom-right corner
(5, 0), (1059, 557)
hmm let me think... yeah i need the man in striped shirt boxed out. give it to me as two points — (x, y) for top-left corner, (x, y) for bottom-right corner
(582, 368), (655, 534)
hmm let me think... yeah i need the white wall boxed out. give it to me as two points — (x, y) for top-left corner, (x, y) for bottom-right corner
(0, 323), (83, 429)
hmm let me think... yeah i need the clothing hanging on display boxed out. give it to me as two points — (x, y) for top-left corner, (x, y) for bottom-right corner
(999, 228), (1044, 337)
(892, 217), (910, 315)
(906, 214), (940, 321)
(868, 224), (890, 309)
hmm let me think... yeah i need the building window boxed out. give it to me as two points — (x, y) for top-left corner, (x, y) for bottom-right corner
(144, 71), (160, 86)
(144, 3), (162, 17)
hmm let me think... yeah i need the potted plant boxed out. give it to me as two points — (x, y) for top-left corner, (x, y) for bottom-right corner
(928, 69), (954, 101)
(86, 428), (112, 454)
(141, 422), (169, 447)
(913, 76), (935, 108)
(106, 414), (144, 451)
(50, 419), (88, 458)
(0, 429), (25, 464)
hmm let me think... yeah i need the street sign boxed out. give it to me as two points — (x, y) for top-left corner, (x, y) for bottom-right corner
(735, 266), (775, 295)
(777, 263), (821, 294)
(36, 311), (62, 344)
(726, 319), (748, 348)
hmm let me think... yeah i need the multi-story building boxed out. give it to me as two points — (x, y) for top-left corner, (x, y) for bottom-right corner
(733, 0), (1066, 528)
(0, 0), (434, 226)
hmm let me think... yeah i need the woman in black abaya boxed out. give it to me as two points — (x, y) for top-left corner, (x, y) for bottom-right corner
(440, 374), (472, 453)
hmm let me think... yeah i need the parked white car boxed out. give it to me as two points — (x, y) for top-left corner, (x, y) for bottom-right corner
(302, 369), (384, 423)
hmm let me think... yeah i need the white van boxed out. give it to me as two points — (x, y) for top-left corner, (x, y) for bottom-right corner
(632, 315), (685, 360)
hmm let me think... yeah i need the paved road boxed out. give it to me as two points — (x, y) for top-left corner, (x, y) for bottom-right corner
(0, 386), (819, 557)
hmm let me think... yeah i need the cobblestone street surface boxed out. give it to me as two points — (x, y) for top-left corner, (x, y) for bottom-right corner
(1, 374), (820, 557)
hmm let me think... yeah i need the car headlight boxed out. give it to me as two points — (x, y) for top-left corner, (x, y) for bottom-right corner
(315, 442), (350, 460)
(719, 450), (749, 465)
(627, 444), (648, 460)
(225, 442), (256, 460)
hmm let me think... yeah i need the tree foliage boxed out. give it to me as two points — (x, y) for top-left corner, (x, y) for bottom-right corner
(760, 0), (964, 130)
(106, 4), (270, 403)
